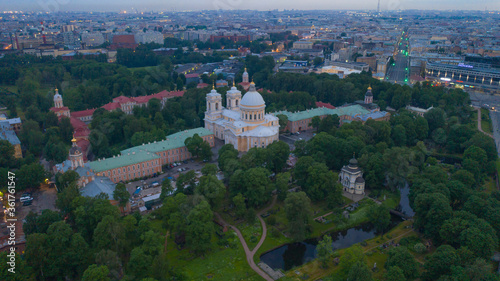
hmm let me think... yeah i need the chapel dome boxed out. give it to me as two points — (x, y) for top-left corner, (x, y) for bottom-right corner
(240, 83), (265, 107)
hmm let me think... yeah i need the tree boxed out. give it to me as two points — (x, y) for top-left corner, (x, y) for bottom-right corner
(317, 235), (333, 268)
(385, 247), (419, 280)
(277, 114), (289, 132)
(422, 245), (460, 281)
(113, 183), (130, 209)
(127, 247), (152, 279)
(310, 116), (321, 132)
(160, 178), (173, 202)
(82, 265), (110, 281)
(347, 261), (373, 281)
(367, 204), (391, 233)
(424, 108), (446, 132)
(201, 163), (218, 176)
(338, 245), (366, 278)
(0, 140), (16, 168)
(284, 192), (312, 241)
(93, 215), (124, 253)
(385, 266), (406, 281)
(196, 174), (226, 208)
(266, 141), (290, 173)
(392, 124), (407, 146)
(232, 193), (247, 218)
(23, 209), (61, 235)
(186, 200), (214, 254)
(313, 56), (323, 66)
(275, 172), (290, 201)
(463, 145), (487, 173)
(305, 163), (336, 202)
(184, 133), (204, 158)
(414, 193), (452, 241)
(17, 163), (47, 191)
(55, 170), (79, 191)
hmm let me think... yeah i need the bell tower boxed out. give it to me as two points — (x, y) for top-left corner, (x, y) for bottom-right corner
(242, 68), (249, 83)
(205, 86), (223, 123)
(69, 137), (84, 169)
(54, 88), (63, 108)
(364, 86), (373, 104)
(226, 81), (241, 111)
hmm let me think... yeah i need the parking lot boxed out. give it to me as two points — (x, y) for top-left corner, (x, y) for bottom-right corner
(279, 129), (316, 150)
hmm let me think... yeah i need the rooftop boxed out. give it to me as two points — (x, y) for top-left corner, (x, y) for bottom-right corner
(80, 176), (116, 198)
(0, 121), (20, 145)
(121, 127), (213, 155)
(274, 104), (371, 122)
(89, 150), (160, 173)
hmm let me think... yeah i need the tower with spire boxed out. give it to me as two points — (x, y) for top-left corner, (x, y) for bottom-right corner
(69, 136), (84, 169)
(242, 68), (249, 83)
(54, 88), (63, 108)
(364, 86), (373, 104)
(226, 81), (241, 111)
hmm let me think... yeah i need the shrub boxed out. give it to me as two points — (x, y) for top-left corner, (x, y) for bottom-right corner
(414, 242), (427, 254)
(360, 241), (368, 247)
(271, 227), (281, 238)
(267, 215), (277, 226)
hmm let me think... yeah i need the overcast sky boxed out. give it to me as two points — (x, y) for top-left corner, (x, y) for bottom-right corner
(2, 0), (499, 12)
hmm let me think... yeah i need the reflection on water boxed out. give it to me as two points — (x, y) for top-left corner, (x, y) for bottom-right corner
(396, 182), (415, 217)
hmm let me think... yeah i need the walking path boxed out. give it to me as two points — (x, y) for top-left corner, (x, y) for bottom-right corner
(476, 107), (494, 138)
(215, 196), (277, 281)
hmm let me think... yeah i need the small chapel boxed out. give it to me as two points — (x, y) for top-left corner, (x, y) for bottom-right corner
(339, 155), (365, 195)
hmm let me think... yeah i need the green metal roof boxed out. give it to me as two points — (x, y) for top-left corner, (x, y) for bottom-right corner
(273, 105), (371, 122)
(121, 127), (213, 154)
(89, 150), (160, 173)
(90, 127), (213, 173)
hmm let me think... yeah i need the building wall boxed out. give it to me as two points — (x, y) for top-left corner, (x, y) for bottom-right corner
(13, 144), (22, 159)
(153, 134), (214, 165)
(96, 159), (162, 183)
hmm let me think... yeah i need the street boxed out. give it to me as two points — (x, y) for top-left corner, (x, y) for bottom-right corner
(469, 90), (500, 157)
(385, 29), (410, 85)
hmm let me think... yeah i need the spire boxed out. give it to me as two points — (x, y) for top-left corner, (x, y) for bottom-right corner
(367, 85), (372, 91)
(71, 134), (77, 144)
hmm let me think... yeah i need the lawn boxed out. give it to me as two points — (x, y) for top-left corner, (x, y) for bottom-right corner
(165, 228), (262, 281)
(238, 221), (263, 250)
(481, 108), (493, 134)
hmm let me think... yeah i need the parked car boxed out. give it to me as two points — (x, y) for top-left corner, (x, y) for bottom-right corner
(151, 182), (159, 188)
(183, 160), (188, 164)
(20, 193), (33, 203)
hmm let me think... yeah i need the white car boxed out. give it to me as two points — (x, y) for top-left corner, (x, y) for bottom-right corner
(20, 195), (33, 203)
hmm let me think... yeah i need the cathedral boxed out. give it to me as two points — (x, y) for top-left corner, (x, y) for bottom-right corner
(204, 81), (279, 152)
(339, 156), (365, 195)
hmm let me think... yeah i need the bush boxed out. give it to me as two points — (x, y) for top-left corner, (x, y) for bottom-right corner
(267, 215), (277, 226)
(271, 227), (281, 238)
(414, 242), (427, 254)
(399, 236), (420, 247)
(360, 241), (368, 247)
(249, 235), (258, 243)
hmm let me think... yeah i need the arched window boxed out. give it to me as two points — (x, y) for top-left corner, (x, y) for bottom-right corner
(254, 114), (256, 120)
(250, 114), (252, 120)
(236, 100), (238, 106)
(215, 103), (219, 110)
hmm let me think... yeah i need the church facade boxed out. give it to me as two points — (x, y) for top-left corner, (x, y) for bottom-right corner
(204, 82), (279, 152)
(339, 156), (365, 195)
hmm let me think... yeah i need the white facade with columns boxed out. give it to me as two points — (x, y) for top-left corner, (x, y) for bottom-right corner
(204, 82), (279, 152)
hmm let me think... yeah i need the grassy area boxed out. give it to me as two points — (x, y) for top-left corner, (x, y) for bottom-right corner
(283, 220), (420, 281)
(481, 108), (493, 134)
(238, 221), (262, 250)
(165, 227), (262, 280)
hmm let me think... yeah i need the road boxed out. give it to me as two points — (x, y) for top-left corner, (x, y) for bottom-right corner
(385, 28), (410, 85)
(469, 90), (500, 157)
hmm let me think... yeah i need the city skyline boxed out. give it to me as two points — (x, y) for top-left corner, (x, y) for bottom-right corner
(2, 0), (500, 12)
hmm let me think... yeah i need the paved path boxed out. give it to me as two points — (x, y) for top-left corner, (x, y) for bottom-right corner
(476, 107), (494, 138)
(215, 196), (277, 281)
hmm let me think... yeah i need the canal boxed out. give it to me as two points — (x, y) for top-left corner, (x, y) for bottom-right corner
(260, 185), (414, 271)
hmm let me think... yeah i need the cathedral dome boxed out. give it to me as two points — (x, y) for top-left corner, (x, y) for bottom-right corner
(240, 83), (265, 107)
(349, 157), (358, 167)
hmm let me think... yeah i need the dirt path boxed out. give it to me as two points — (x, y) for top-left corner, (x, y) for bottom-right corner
(477, 107), (494, 138)
(214, 196), (277, 281)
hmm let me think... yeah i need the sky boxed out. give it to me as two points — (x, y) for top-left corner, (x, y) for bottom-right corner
(2, 0), (499, 12)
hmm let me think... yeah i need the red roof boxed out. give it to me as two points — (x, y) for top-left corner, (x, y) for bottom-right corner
(50, 106), (70, 112)
(112, 35), (136, 44)
(197, 83), (209, 88)
(76, 139), (90, 161)
(70, 116), (88, 130)
(316, 101), (336, 109)
(185, 73), (199, 78)
(153, 90), (184, 99)
(101, 102), (120, 111)
(132, 95), (153, 104)
(71, 108), (96, 118)
(112, 96), (134, 104)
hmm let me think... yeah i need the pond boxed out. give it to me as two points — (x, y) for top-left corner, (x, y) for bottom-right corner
(260, 215), (402, 271)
